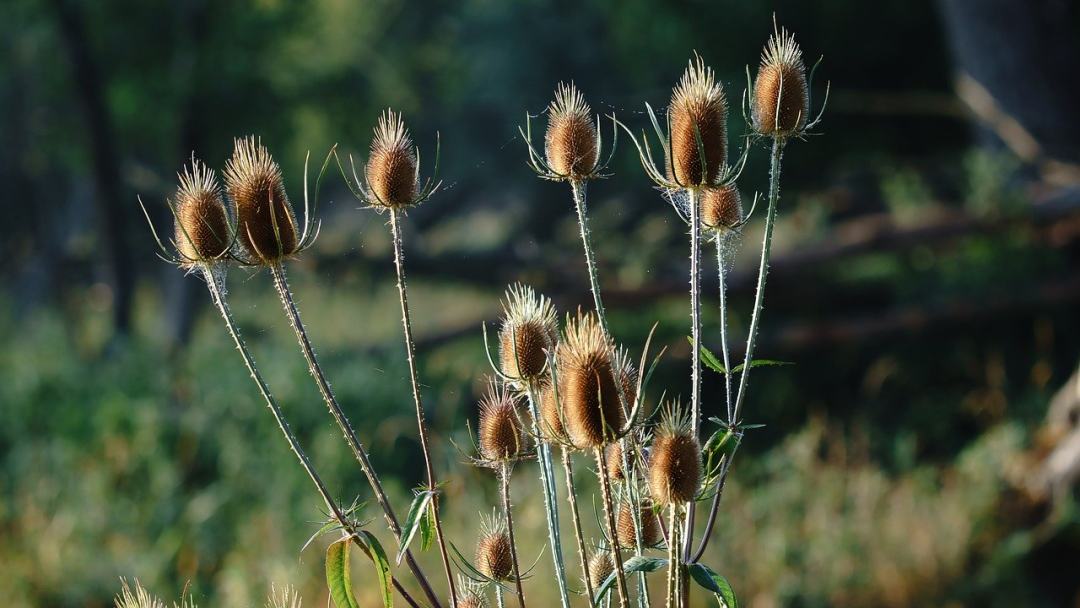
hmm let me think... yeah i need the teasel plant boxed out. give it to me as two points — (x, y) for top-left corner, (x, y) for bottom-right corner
(138, 158), (427, 607)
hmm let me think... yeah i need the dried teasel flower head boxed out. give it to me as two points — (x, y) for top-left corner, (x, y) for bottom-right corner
(538, 379), (567, 442)
(588, 550), (614, 585)
(667, 54), (728, 187)
(499, 284), (558, 384)
(476, 512), (514, 581)
(614, 347), (639, 414)
(616, 500), (662, 549)
(478, 381), (525, 462)
(606, 441), (625, 482)
(649, 404), (703, 505)
(545, 82), (599, 180)
(224, 136), (298, 265)
(172, 158), (231, 268)
(700, 184), (744, 234)
(456, 576), (487, 608)
(366, 110), (419, 208)
(752, 25), (809, 138)
(557, 312), (624, 449)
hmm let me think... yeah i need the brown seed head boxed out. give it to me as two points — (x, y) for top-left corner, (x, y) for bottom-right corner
(478, 382), (524, 461)
(544, 82), (599, 179)
(606, 441), (625, 481)
(476, 516), (514, 581)
(557, 313), (624, 448)
(667, 55), (728, 186)
(538, 380), (566, 441)
(224, 136), (298, 264)
(614, 347), (638, 415)
(588, 551), (614, 585)
(752, 27), (809, 137)
(173, 159), (231, 267)
(700, 184), (744, 233)
(366, 110), (419, 208)
(616, 501), (662, 549)
(649, 407), (702, 505)
(457, 577), (487, 608)
(499, 284), (558, 383)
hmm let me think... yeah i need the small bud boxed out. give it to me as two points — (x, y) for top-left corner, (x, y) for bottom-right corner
(616, 501), (661, 549)
(649, 406), (703, 505)
(476, 516), (514, 581)
(366, 110), (419, 208)
(224, 136), (298, 264)
(499, 284), (558, 384)
(544, 82), (599, 180)
(667, 55), (728, 186)
(173, 159), (230, 267)
(478, 382), (524, 461)
(752, 27), (809, 138)
(700, 184), (743, 233)
(557, 313), (624, 449)
(588, 550), (614, 585)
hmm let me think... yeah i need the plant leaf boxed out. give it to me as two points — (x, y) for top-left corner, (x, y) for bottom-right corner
(396, 490), (434, 564)
(730, 359), (793, 374)
(688, 563), (737, 608)
(594, 556), (667, 606)
(419, 501), (434, 552)
(325, 539), (361, 608)
(688, 337), (727, 375)
(354, 531), (394, 608)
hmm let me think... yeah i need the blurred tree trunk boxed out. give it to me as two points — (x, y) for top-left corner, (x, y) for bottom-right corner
(50, 0), (134, 336)
(939, 0), (1080, 164)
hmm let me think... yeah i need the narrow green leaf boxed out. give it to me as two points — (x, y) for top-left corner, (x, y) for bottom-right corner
(688, 563), (737, 608)
(687, 336), (727, 375)
(396, 491), (434, 564)
(594, 556), (667, 606)
(419, 501), (434, 552)
(325, 539), (361, 608)
(730, 359), (793, 374)
(303, 518), (342, 553)
(355, 531), (394, 608)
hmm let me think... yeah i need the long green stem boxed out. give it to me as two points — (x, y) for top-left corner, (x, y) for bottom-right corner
(666, 506), (678, 608)
(203, 267), (419, 608)
(560, 448), (594, 604)
(269, 263), (440, 607)
(389, 209), (457, 607)
(596, 447), (629, 608)
(571, 181), (608, 332)
(525, 387), (572, 608)
(717, 241), (734, 424)
(500, 464), (527, 608)
(618, 438), (650, 608)
(682, 186), (704, 562)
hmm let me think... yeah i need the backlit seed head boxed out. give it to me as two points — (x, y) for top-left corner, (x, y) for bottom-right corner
(614, 347), (638, 413)
(499, 284), (558, 384)
(478, 381), (524, 461)
(700, 184), (743, 233)
(224, 136), (298, 264)
(476, 514), (514, 581)
(557, 313), (624, 448)
(538, 379), (566, 441)
(752, 27), (809, 137)
(545, 82), (599, 179)
(588, 551), (614, 585)
(457, 576), (487, 608)
(616, 501), (662, 549)
(649, 406), (702, 505)
(173, 159), (231, 267)
(366, 110), (419, 208)
(606, 441), (625, 481)
(667, 54), (728, 186)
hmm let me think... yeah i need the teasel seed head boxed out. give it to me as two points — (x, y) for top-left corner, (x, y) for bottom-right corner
(752, 27), (809, 138)
(173, 158), (231, 267)
(667, 54), (728, 187)
(649, 405), (703, 505)
(366, 110), (419, 209)
(538, 379), (567, 441)
(557, 312), (624, 449)
(499, 284), (558, 384)
(700, 184), (744, 234)
(614, 347), (639, 415)
(616, 501), (662, 549)
(224, 136), (298, 264)
(457, 576), (487, 608)
(476, 513), (514, 581)
(588, 550), (614, 585)
(545, 82), (599, 180)
(478, 381), (525, 462)
(606, 441), (625, 482)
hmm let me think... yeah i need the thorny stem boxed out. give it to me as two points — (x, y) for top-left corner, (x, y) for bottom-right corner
(389, 209), (458, 607)
(202, 268), (420, 608)
(596, 446), (630, 608)
(571, 181), (608, 332)
(560, 447), (595, 604)
(618, 438), (650, 608)
(683, 186), (702, 561)
(495, 586), (506, 608)
(524, 387), (572, 608)
(501, 463), (527, 608)
(691, 453), (736, 564)
(269, 263), (440, 608)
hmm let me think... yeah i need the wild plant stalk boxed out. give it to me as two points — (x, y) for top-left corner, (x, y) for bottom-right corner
(268, 261), (441, 607)
(682, 186), (704, 562)
(596, 446), (630, 608)
(559, 447), (594, 603)
(500, 463), (527, 608)
(666, 506), (679, 608)
(202, 268), (421, 608)
(388, 208), (458, 605)
(571, 181), (608, 331)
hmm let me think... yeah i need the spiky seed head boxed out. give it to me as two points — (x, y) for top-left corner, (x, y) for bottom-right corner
(266, 584), (303, 608)
(456, 576), (487, 608)
(700, 184), (743, 233)
(588, 551), (614, 585)
(752, 27), (809, 137)
(366, 110), (419, 208)
(614, 347), (638, 414)
(606, 441), (625, 481)
(667, 55), (728, 186)
(616, 501), (662, 549)
(173, 159), (230, 267)
(115, 580), (166, 608)
(545, 82), (599, 179)
(557, 313), (624, 448)
(224, 136), (298, 264)
(538, 380), (566, 441)
(499, 284), (558, 383)
(478, 382), (524, 461)
(476, 514), (514, 581)
(649, 406), (702, 505)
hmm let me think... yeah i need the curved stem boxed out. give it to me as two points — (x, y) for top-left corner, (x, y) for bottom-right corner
(690, 452), (736, 564)
(560, 448), (595, 604)
(203, 268), (419, 608)
(524, 387), (571, 608)
(596, 446), (630, 608)
(389, 209), (457, 607)
(269, 263), (440, 607)
(501, 464), (527, 608)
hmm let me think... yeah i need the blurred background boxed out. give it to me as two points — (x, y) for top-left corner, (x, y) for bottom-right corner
(3, 0), (1080, 606)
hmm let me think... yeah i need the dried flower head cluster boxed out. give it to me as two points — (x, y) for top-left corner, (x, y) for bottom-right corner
(667, 55), (728, 187)
(476, 513), (514, 581)
(366, 110), (420, 208)
(224, 136), (298, 264)
(172, 159), (231, 267)
(649, 405), (703, 505)
(477, 381), (525, 462)
(557, 312), (624, 448)
(752, 27), (809, 138)
(545, 82), (599, 180)
(616, 500), (662, 548)
(700, 184), (744, 234)
(499, 284), (558, 384)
